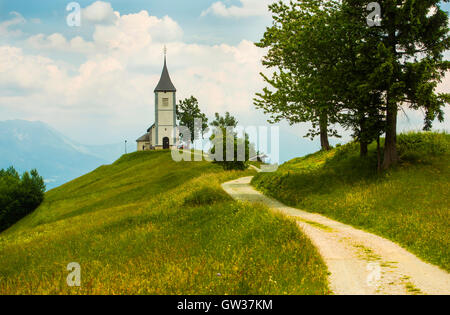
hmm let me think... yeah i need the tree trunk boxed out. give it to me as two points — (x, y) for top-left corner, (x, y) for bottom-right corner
(382, 10), (399, 170)
(319, 113), (331, 151)
(360, 141), (368, 157)
(382, 102), (398, 170)
(377, 136), (381, 173)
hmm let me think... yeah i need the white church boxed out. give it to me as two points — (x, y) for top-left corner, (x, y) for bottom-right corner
(136, 51), (178, 151)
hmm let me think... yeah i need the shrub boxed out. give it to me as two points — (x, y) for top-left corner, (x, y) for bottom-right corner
(183, 186), (231, 206)
(397, 132), (449, 162)
(0, 167), (45, 232)
(210, 130), (250, 171)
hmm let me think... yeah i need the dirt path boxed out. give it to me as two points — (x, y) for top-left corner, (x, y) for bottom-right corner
(222, 176), (450, 295)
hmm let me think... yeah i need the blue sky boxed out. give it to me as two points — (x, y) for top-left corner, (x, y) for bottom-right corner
(0, 0), (449, 163)
(0, 0), (271, 45)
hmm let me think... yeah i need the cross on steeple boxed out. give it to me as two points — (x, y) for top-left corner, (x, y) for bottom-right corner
(164, 45), (167, 58)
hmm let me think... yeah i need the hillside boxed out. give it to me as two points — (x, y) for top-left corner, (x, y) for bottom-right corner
(0, 150), (329, 294)
(0, 120), (125, 189)
(253, 132), (450, 272)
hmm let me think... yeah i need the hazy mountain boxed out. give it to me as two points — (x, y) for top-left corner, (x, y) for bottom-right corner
(0, 120), (127, 190)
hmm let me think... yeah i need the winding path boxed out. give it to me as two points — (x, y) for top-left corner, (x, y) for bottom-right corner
(222, 175), (450, 295)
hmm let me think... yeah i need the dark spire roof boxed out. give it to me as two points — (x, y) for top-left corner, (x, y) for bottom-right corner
(154, 56), (176, 92)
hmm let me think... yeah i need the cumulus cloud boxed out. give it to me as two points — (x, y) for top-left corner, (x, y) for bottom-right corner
(26, 10), (182, 54)
(0, 5), (267, 143)
(82, 1), (118, 24)
(93, 11), (183, 50)
(27, 33), (95, 53)
(201, 0), (273, 18)
(1, 1), (447, 145)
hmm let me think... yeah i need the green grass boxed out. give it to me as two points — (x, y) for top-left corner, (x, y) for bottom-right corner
(0, 150), (329, 294)
(253, 132), (450, 272)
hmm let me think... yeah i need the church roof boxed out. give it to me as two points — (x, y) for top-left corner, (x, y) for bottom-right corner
(136, 133), (150, 142)
(154, 57), (176, 92)
(147, 123), (155, 132)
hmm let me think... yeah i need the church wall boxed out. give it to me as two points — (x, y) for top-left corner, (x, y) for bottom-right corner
(158, 110), (174, 126)
(137, 141), (150, 151)
(157, 126), (176, 146)
(157, 92), (174, 111)
(151, 126), (156, 146)
(155, 91), (177, 147)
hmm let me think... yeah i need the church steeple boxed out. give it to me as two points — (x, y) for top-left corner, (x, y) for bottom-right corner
(154, 47), (176, 93)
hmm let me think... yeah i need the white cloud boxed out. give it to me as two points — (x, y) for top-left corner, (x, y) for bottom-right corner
(0, 6), (267, 143)
(82, 1), (118, 24)
(26, 10), (182, 54)
(1, 2), (447, 146)
(27, 33), (95, 54)
(201, 0), (273, 18)
(0, 12), (26, 37)
(93, 11), (183, 51)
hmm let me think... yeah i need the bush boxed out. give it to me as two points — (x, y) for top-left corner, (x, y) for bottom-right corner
(397, 132), (449, 162)
(183, 186), (231, 206)
(210, 129), (250, 171)
(0, 167), (45, 232)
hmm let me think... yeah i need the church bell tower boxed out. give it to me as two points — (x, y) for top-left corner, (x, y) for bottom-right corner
(154, 47), (177, 149)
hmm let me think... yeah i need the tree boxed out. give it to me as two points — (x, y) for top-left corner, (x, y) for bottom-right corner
(254, 0), (341, 151)
(358, 0), (450, 169)
(210, 112), (238, 129)
(330, 1), (386, 158)
(257, 0), (449, 168)
(176, 96), (209, 145)
(0, 167), (45, 232)
(209, 112), (250, 170)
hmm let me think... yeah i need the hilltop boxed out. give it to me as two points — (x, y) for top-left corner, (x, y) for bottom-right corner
(0, 150), (329, 294)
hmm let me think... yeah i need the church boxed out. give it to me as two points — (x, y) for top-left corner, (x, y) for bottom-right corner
(136, 51), (178, 151)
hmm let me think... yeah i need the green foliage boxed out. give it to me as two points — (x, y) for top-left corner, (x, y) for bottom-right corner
(210, 133), (250, 171)
(255, 0), (450, 166)
(254, 0), (340, 150)
(0, 151), (329, 294)
(210, 112), (238, 129)
(397, 132), (450, 162)
(176, 96), (209, 144)
(209, 112), (250, 170)
(0, 167), (45, 232)
(253, 132), (450, 271)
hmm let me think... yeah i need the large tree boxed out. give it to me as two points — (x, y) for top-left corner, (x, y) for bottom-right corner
(331, 1), (386, 158)
(255, 0), (341, 151)
(257, 0), (449, 168)
(356, 0), (450, 169)
(176, 96), (209, 145)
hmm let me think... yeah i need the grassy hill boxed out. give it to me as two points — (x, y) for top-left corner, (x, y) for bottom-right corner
(0, 150), (329, 294)
(253, 132), (450, 272)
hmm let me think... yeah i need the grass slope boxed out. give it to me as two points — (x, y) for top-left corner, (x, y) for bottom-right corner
(253, 132), (450, 272)
(0, 150), (329, 294)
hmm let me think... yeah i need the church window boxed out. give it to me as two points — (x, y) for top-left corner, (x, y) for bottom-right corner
(162, 98), (169, 106)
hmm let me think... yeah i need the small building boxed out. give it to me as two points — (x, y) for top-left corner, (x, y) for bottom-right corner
(136, 50), (178, 150)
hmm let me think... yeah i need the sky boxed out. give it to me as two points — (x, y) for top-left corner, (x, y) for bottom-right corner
(0, 0), (449, 160)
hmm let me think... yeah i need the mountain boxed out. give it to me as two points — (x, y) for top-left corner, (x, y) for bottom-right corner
(0, 120), (127, 190)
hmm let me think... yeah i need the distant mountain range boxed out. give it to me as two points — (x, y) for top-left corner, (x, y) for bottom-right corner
(0, 120), (129, 190)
